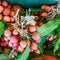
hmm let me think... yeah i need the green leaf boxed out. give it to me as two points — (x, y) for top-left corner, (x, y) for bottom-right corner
(31, 8), (44, 13)
(0, 21), (11, 37)
(37, 20), (60, 37)
(40, 37), (46, 45)
(54, 25), (60, 53)
(0, 54), (9, 60)
(53, 24), (60, 53)
(0, 21), (11, 30)
(15, 45), (30, 60)
(56, 25), (60, 36)
(53, 38), (60, 53)
(0, 22), (4, 37)
(44, 49), (54, 56)
(46, 31), (55, 37)
(58, 57), (60, 60)
(36, 17), (45, 25)
(21, 8), (44, 16)
(30, 53), (43, 58)
(40, 31), (55, 45)
(37, 43), (44, 54)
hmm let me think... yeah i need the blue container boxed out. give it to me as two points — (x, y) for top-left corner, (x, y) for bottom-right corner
(6, 0), (58, 8)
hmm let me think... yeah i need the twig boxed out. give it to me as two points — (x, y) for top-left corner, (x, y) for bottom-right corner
(14, 9), (20, 27)
(14, 9), (20, 18)
(47, 8), (58, 21)
(9, 49), (15, 58)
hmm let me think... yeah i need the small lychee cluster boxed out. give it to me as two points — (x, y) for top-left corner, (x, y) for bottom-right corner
(0, 1), (22, 23)
(2, 26), (40, 54)
(28, 25), (40, 43)
(3, 28), (27, 52)
(30, 42), (40, 54)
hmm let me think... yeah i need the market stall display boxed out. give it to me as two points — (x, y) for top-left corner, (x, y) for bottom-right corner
(0, 0), (60, 60)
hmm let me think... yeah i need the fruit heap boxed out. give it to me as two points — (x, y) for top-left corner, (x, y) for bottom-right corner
(0, 1), (60, 60)
(0, 1), (23, 23)
(0, 0), (41, 57)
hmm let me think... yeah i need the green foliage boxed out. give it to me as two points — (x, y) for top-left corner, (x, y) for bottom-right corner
(30, 53), (43, 58)
(36, 31), (55, 54)
(44, 49), (55, 56)
(58, 57), (60, 60)
(37, 43), (44, 54)
(37, 16), (60, 55)
(53, 25), (60, 53)
(21, 8), (44, 16)
(37, 20), (60, 37)
(0, 21), (11, 30)
(40, 37), (46, 45)
(15, 45), (30, 60)
(31, 8), (44, 13)
(53, 38), (60, 54)
(0, 54), (9, 60)
(46, 31), (55, 37)
(56, 25), (60, 36)
(0, 22), (4, 37)
(36, 17), (45, 26)
(0, 21), (11, 37)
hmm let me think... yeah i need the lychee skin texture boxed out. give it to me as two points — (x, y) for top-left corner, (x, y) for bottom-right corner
(41, 12), (48, 17)
(17, 46), (24, 52)
(44, 6), (51, 12)
(10, 17), (15, 23)
(9, 42), (18, 49)
(30, 48), (34, 52)
(8, 4), (11, 9)
(13, 29), (19, 35)
(2, 1), (8, 7)
(35, 49), (40, 54)
(28, 25), (37, 32)
(1, 37), (5, 42)
(41, 5), (51, 12)
(10, 36), (19, 44)
(41, 5), (47, 10)
(13, 43), (18, 47)
(0, 1), (1, 5)
(9, 42), (13, 47)
(0, 6), (4, 13)
(4, 29), (11, 37)
(13, 5), (20, 11)
(10, 11), (15, 17)
(3, 16), (11, 23)
(0, 14), (3, 20)
(30, 42), (38, 51)
(3, 8), (10, 16)
(35, 39), (40, 43)
(20, 40), (27, 48)
(32, 32), (40, 42)
(4, 37), (9, 41)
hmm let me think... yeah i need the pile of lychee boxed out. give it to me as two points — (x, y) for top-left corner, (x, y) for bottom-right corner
(1, 1), (58, 55)
(0, 1), (21, 23)
(0, 25), (40, 54)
